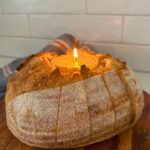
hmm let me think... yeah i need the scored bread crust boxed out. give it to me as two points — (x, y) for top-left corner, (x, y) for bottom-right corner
(5, 52), (144, 149)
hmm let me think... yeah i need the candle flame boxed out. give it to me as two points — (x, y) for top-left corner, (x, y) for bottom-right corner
(73, 48), (80, 68)
(73, 48), (78, 60)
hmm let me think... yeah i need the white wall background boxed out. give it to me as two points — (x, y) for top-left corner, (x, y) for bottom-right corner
(0, 0), (150, 72)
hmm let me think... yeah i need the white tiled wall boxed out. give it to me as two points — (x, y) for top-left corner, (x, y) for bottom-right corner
(0, 56), (16, 67)
(0, 0), (150, 72)
(2, 0), (86, 14)
(0, 15), (30, 36)
(30, 15), (122, 42)
(87, 0), (150, 15)
(123, 16), (150, 45)
(0, 37), (49, 57)
(89, 42), (150, 71)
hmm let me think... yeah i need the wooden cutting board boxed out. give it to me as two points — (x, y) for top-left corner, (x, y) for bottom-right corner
(0, 92), (150, 150)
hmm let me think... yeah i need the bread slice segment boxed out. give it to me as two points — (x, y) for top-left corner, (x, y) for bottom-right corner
(57, 80), (90, 147)
(119, 67), (144, 125)
(83, 75), (116, 141)
(102, 70), (132, 132)
(6, 87), (61, 148)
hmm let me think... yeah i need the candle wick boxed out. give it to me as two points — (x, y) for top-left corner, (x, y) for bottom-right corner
(74, 58), (80, 68)
(75, 57), (78, 64)
(75, 61), (78, 66)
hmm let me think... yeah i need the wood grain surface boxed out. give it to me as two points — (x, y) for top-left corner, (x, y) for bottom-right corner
(0, 91), (149, 150)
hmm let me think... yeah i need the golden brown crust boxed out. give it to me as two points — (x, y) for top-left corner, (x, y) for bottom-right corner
(5, 50), (144, 149)
(6, 52), (57, 102)
(6, 51), (126, 103)
(6, 68), (144, 149)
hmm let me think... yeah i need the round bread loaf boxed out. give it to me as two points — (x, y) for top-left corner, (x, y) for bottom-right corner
(5, 50), (144, 149)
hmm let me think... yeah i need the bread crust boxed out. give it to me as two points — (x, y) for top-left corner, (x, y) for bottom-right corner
(5, 52), (144, 149)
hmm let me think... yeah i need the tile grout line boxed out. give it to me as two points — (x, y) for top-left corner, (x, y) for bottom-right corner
(1, 35), (150, 47)
(85, 13), (150, 16)
(1, 12), (150, 16)
(0, 54), (19, 59)
(0, 35), (49, 40)
(85, 0), (88, 14)
(133, 69), (150, 74)
(27, 14), (32, 37)
(1, 0), (4, 15)
(121, 15), (125, 43)
(84, 40), (150, 47)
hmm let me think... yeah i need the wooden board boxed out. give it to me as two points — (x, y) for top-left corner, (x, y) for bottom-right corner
(0, 92), (149, 150)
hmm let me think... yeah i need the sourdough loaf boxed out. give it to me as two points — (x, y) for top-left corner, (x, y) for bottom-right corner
(5, 50), (144, 148)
